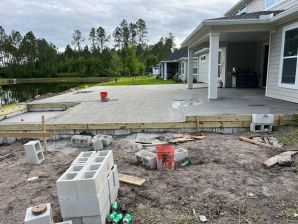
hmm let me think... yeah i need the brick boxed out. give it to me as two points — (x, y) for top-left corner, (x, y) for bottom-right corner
(250, 123), (273, 133)
(174, 148), (188, 162)
(24, 203), (53, 224)
(59, 179), (110, 218)
(24, 140), (44, 165)
(71, 135), (92, 147)
(56, 170), (80, 200)
(63, 218), (82, 224)
(82, 201), (110, 224)
(252, 114), (274, 124)
(91, 138), (103, 151)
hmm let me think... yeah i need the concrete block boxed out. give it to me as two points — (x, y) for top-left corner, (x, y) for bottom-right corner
(24, 140), (45, 165)
(71, 152), (95, 165)
(4, 137), (17, 144)
(59, 179), (110, 218)
(114, 129), (131, 136)
(56, 170), (80, 200)
(102, 135), (112, 146)
(71, 135), (92, 147)
(24, 203), (53, 224)
(91, 138), (103, 151)
(250, 123), (273, 133)
(174, 148), (188, 162)
(92, 150), (114, 173)
(82, 201), (110, 224)
(135, 150), (156, 169)
(75, 163), (107, 198)
(107, 165), (119, 203)
(64, 218), (82, 224)
(252, 114), (274, 124)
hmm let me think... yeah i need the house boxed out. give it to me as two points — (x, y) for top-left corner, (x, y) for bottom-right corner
(160, 47), (199, 81)
(151, 65), (160, 76)
(181, 0), (298, 103)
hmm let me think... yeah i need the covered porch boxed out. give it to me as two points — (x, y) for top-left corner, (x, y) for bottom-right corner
(183, 19), (274, 100)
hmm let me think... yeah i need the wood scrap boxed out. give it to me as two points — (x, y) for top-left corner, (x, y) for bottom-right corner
(118, 173), (145, 186)
(169, 136), (194, 144)
(192, 135), (207, 140)
(263, 151), (298, 167)
(239, 136), (279, 149)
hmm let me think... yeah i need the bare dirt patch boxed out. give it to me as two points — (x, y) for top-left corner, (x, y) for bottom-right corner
(0, 128), (298, 223)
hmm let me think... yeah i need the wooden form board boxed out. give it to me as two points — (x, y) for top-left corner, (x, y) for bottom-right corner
(0, 132), (52, 138)
(118, 173), (145, 186)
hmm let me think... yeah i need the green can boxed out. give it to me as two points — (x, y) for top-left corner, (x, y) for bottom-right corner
(107, 212), (118, 223)
(180, 159), (191, 167)
(123, 213), (133, 224)
(111, 202), (120, 212)
(112, 213), (123, 224)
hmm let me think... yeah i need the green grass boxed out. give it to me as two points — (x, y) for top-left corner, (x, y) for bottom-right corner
(98, 76), (176, 86)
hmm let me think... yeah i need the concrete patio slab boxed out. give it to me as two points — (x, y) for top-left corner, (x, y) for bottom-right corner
(1, 84), (298, 124)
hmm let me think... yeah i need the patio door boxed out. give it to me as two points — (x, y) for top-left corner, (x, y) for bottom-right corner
(262, 45), (269, 87)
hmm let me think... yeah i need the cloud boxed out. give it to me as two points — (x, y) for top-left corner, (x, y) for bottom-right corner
(0, 0), (239, 49)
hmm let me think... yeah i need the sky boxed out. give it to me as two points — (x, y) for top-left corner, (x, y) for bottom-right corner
(0, 0), (239, 50)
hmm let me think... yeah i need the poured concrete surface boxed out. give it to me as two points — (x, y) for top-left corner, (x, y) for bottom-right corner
(0, 111), (62, 123)
(2, 84), (298, 124)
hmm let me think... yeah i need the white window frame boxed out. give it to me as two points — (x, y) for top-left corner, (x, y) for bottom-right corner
(181, 62), (185, 75)
(278, 22), (298, 89)
(265, 0), (285, 10)
(193, 60), (198, 75)
(236, 4), (247, 15)
(200, 55), (206, 62)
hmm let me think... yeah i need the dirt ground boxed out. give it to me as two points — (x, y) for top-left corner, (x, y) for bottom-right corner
(0, 126), (298, 224)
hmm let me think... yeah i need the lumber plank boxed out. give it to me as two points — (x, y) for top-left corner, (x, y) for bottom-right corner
(239, 136), (279, 149)
(118, 173), (145, 186)
(187, 115), (251, 122)
(0, 132), (52, 138)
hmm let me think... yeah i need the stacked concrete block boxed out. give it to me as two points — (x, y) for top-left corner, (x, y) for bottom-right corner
(174, 148), (188, 162)
(91, 138), (104, 151)
(91, 134), (113, 151)
(71, 135), (92, 147)
(24, 140), (45, 165)
(250, 114), (274, 133)
(107, 165), (120, 203)
(24, 203), (53, 224)
(57, 150), (119, 224)
(135, 150), (157, 169)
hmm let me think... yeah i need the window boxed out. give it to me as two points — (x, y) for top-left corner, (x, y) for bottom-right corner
(265, 0), (284, 9)
(200, 55), (206, 62)
(218, 51), (222, 78)
(236, 5), (247, 15)
(181, 62), (185, 75)
(193, 60), (198, 75)
(279, 23), (298, 88)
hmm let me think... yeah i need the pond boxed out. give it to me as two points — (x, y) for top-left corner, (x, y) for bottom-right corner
(0, 83), (84, 106)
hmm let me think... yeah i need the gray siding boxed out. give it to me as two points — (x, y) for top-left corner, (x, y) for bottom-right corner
(266, 19), (298, 103)
(198, 53), (209, 84)
(247, 0), (265, 12)
(246, 0), (297, 13)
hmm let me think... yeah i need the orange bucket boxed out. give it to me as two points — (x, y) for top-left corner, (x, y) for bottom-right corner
(100, 92), (108, 102)
(156, 145), (175, 170)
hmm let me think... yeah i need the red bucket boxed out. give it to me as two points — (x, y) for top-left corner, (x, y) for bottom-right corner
(156, 145), (175, 171)
(100, 92), (108, 102)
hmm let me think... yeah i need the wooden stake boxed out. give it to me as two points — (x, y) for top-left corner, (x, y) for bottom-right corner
(42, 115), (48, 154)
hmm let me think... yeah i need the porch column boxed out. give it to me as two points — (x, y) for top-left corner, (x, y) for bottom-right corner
(187, 48), (194, 89)
(208, 33), (220, 99)
(164, 63), (168, 80)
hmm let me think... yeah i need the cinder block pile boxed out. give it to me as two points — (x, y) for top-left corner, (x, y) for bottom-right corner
(70, 134), (113, 151)
(250, 114), (274, 133)
(24, 140), (45, 165)
(56, 150), (119, 224)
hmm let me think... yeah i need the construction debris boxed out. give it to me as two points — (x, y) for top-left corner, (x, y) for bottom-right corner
(71, 135), (92, 147)
(24, 140), (45, 165)
(199, 215), (208, 222)
(168, 133), (206, 144)
(27, 176), (39, 182)
(263, 151), (298, 167)
(135, 150), (157, 169)
(239, 136), (280, 149)
(118, 173), (145, 186)
(24, 203), (53, 224)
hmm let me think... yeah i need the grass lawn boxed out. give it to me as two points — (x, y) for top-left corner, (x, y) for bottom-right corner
(98, 76), (176, 86)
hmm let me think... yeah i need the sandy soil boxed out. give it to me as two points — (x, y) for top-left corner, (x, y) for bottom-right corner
(0, 127), (298, 224)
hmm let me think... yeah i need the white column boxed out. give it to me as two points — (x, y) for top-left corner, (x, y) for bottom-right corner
(187, 48), (194, 89)
(208, 33), (220, 99)
(160, 63), (163, 78)
(164, 63), (168, 80)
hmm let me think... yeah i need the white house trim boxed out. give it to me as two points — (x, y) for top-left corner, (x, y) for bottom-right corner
(278, 21), (298, 89)
(208, 32), (220, 99)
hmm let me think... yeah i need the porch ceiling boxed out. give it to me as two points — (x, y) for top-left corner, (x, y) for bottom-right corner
(220, 31), (270, 42)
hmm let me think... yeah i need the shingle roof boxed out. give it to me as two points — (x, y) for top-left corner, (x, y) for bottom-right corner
(162, 47), (188, 61)
(209, 10), (284, 21)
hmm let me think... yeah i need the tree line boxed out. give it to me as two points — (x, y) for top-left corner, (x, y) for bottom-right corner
(0, 19), (176, 78)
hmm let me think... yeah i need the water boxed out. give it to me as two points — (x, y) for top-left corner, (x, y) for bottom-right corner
(0, 83), (83, 106)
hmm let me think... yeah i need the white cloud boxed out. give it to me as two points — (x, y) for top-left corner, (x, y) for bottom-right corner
(0, 0), (239, 49)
